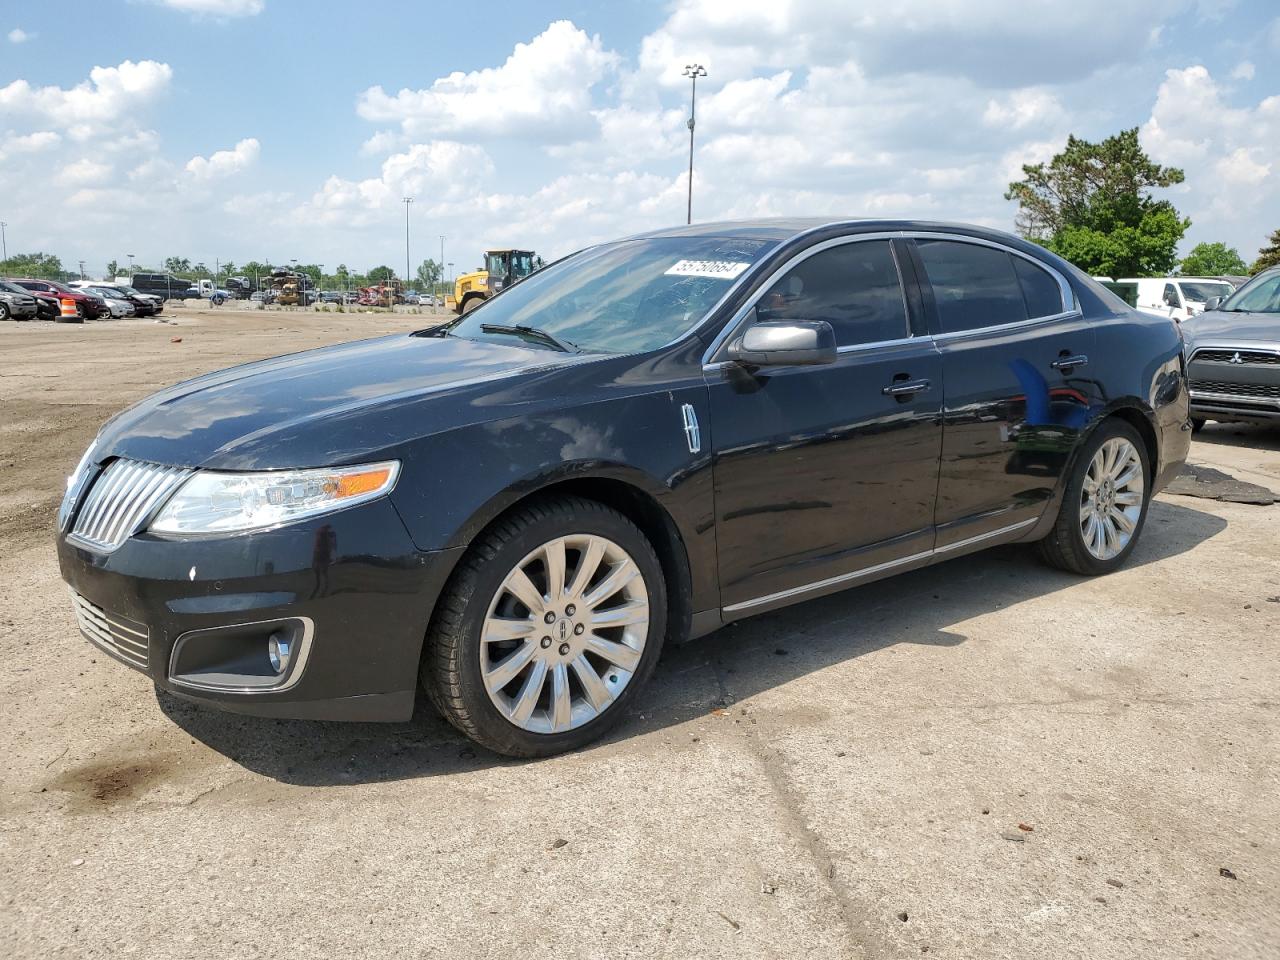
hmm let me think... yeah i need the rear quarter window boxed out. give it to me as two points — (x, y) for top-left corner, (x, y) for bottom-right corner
(1012, 256), (1065, 318)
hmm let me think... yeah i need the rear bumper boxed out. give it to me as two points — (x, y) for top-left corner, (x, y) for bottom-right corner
(57, 498), (465, 722)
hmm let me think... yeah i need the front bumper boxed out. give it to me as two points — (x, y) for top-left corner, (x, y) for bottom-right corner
(57, 498), (464, 722)
(1186, 345), (1280, 425)
(5, 301), (38, 319)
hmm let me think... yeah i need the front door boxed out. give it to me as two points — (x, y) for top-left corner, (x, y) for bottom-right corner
(907, 236), (1098, 548)
(707, 237), (944, 614)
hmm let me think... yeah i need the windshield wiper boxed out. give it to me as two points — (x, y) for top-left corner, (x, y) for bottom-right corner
(480, 323), (579, 353)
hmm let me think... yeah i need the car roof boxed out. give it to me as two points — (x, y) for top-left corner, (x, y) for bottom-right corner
(624, 217), (1036, 244)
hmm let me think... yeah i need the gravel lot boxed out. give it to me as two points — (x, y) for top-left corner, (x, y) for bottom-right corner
(2, 310), (1278, 959)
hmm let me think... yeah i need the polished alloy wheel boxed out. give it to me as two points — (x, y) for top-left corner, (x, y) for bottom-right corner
(480, 534), (650, 734)
(1078, 437), (1145, 561)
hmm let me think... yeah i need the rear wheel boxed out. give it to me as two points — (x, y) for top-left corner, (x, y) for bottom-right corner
(461, 295), (484, 314)
(0, 303), (10, 321)
(1037, 419), (1150, 576)
(423, 497), (667, 757)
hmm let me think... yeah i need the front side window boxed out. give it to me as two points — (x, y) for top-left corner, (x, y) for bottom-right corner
(447, 236), (776, 355)
(915, 239), (1028, 333)
(1178, 281), (1232, 303)
(1162, 283), (1180, 307)
(755, 240), (909, 347)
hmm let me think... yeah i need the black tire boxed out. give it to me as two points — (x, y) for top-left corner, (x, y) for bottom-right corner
(1191, 417), (1206, 432)
(56, 309), (84, 324)
(1037, 418), (1151, 576)
(422, 496), (668, 757)
(461, 295), (483, 314)
(0, 303), (10, 321)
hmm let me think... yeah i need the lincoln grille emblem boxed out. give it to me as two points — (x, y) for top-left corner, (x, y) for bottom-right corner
(1229, 352), (1243, 364)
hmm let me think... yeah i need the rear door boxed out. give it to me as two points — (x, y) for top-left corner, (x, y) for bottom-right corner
(707, 236), (944, 614)
(907, 235), (1097, 549)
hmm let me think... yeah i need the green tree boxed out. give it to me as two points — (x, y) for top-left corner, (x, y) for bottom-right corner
(0, 251), (63, 278)
(415, 258), (441, 290)
(1179, 242), (1247, 276)
(164, 256), (192, 275)
(106, 259), (121, 280)
(367, 264), (395, 283)
(1251, 229), (1280, 274)
(1006, 128), (1189, 276)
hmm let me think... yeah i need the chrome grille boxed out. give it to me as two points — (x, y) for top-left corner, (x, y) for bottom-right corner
(68, 459), (191, 552)
(1190, 380), (1280, 400)
(1191, 348), (1280, 365)
(70, 591), (150, 670)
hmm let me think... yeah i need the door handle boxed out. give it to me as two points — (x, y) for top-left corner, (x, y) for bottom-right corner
(882, 378), (931, 397)
(1050, 354), (1089, 371)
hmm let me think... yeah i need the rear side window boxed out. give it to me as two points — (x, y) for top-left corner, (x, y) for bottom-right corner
(756, 240), (909, 347)
(1012, 256), (1065, 318)
(916, 239), (1028, 334)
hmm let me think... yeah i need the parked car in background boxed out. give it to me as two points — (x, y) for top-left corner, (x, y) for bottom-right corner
(1181, 266), (1280, 429)
(2, 280), (60, 321)
(1210, 275), (1250, 290)
(128, 273), (191, 301)
(55, 218), (1190, 757)
(0, 281), (39, 320)
(86, 286), (134, 318)
(1120, 276), (1236, 322)
(10, 279), (110, 320)
(70, 281), (159, 317)
(320, 290), (344, 304)
(249, 290), (271, 304)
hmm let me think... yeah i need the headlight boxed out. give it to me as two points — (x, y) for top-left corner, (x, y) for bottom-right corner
(58, 438), (100, 530)
(149, 460), (400, 535)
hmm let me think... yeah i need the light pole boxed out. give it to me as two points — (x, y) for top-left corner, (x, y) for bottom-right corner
(682, 63), (707, 225)
(317, 263), (324, 304)
(1, 221), (7, 262)
(78, 260), (86, 279)
(439, 235), (445, 306)
(127, 253), (134, 274)
(402, 197), (413, 291)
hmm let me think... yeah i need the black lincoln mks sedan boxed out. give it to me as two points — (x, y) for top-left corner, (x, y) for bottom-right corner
(57, 219), (1191, 756)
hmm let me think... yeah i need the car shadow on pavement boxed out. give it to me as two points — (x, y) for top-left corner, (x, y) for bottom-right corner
(1191, 422), (1280, 450)
(158, 497), (1226, 787)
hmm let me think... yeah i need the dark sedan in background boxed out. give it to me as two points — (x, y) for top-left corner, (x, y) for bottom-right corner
(56, 218), (1190, 757)
(1181, 266), (1280, 429)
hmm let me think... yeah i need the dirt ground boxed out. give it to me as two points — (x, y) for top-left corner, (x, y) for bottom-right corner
(2, 310), (1278, 959)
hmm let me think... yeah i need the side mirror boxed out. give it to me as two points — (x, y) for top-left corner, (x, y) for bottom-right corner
(1204, 296), (1222, 311)
(729, 320), (837, 367)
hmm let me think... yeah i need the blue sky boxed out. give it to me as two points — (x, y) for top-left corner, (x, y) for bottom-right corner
(2, 0), (1277, 278)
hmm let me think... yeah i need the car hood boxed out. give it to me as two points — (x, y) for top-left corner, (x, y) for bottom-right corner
(1182, 310), (1280, 345)
(97, 332), (588, 470)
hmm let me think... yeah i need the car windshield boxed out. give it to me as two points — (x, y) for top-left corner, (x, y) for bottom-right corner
(1222, 273), (1280, 314)
(447, 236), (777, 354)
(1179, 281), (1232, 303)
(0, 280), (30, 295)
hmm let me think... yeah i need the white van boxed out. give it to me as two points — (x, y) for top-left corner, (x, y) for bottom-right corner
(1119, 277), (1235, 322)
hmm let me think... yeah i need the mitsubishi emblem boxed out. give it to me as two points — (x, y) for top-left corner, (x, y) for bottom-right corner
(1229, 352), (1243, 364)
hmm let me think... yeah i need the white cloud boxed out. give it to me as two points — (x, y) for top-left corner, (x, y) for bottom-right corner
(357, 20), (619, 141)
(4, 130), (60, 152)
(152, 0), (264, 17)
(7, 27), (30, 43)
(1142, 65), (1278, 254)
(56, 158), (113, 187)
(0, 60), (172, 128)
(983, 90), (1066, 131)
(307, 141), (494, 225)
(184, 137), (260, 180)
(1230, 61), (1255, 81)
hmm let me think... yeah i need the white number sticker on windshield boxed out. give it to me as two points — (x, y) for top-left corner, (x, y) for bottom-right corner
(664, 260), (753, 280)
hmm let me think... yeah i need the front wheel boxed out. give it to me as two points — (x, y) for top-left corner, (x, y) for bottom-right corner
(1037, 419), (1150, 576)
(0, 303), (10, 321)
(423, 497), (667, 757)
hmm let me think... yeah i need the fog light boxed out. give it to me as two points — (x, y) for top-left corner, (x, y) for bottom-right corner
(268, 633), (292, 674)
